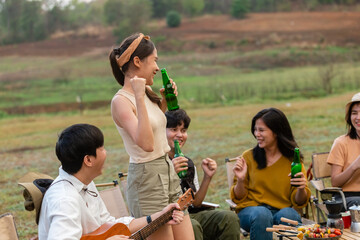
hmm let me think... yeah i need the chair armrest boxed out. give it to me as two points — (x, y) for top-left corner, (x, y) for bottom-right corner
(225, 199), (237, 210)
(323, 187), (342, 191)
(189, 202), (219, 213)
(240, 227), (249, 237)
(201, 201), (219, 208)
(310, 179), (325, 191)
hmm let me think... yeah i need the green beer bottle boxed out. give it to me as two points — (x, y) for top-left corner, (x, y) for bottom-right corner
(291, 147), (302, 187)
(161, 68), (179, 111)
(174, 140), (187, 178)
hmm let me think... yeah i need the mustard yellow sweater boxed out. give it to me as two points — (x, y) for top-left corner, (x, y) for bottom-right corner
(230, 149), (311, 212)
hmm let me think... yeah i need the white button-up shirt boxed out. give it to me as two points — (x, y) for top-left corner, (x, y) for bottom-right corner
(38, 167), (134, 240)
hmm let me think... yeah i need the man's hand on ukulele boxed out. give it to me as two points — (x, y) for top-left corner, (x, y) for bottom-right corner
(162, 203), (184, 225)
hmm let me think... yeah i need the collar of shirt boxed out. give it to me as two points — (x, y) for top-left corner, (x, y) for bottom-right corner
(58, 166), (89, 194)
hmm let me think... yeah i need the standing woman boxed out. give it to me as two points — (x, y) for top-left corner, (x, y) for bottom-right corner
(109, 33), (194, 240)
(327, 92), (360, 209)
(231, 108), (311, 240)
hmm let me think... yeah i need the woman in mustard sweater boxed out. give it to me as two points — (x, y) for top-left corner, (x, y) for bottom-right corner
(231, 108), (311, 240)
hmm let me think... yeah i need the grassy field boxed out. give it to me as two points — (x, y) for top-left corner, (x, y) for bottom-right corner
(1, 46), (360, 111)
(0, 91), (355, 239)
(1, 40), (359, 238)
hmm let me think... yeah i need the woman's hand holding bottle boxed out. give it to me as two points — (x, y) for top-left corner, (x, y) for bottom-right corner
(160, 79), (178, 97)
(288, 172), (307, 189)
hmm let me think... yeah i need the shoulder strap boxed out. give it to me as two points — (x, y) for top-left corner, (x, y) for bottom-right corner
(36, 179), (74, 225)
(46, 179), (73, 193)
(180, 157), (196, 193)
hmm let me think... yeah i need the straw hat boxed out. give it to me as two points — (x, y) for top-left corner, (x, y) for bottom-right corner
(345, 92), (360, 120)
(18, 172), (53, 224)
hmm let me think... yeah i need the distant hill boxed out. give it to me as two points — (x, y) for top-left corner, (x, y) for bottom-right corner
(1, 12), (360, 57)
(154, 12), (360, 52)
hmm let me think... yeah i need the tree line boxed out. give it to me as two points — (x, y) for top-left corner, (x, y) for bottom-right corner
(0, 0), (359, 45)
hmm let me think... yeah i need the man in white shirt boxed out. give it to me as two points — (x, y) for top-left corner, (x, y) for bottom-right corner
(38, 123), (184, 240)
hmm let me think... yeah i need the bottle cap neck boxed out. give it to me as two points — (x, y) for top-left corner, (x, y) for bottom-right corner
(174, 140), (181, 154)
(293, 148), (300, 163)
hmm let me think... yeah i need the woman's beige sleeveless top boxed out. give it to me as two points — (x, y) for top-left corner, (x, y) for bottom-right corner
(111, 89), (170, 163)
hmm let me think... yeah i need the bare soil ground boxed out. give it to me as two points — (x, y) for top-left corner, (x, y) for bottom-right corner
(1, 12), (360, 115)
(0, 34), (115, 57)
(1, 12), (360, 57)
(162, 12), (360, 44)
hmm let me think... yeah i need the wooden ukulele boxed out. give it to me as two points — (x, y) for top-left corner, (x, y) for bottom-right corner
(81, 188), (194, 240)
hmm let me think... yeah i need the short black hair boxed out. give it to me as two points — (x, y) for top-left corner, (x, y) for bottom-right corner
(55, 124), (104, 174)
(165, 109), (191, 129)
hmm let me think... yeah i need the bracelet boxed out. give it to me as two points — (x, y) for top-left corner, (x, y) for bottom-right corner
(146, 215), (152, 224)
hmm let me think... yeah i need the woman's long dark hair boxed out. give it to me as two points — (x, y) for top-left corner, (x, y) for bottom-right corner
(109, 33), (161, 107)
(251, 108), (303, 169)
(346, 102), (360, 139)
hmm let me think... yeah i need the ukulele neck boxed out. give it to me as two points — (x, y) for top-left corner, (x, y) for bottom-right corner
(130, 208), (175, 240)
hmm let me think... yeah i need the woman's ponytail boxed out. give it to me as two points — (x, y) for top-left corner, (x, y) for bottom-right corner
(110, 33), (161, 107)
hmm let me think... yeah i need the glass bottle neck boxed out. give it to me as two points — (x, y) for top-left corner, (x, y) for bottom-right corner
(293, 148), (300, 163)
(174, 140), (182, 156)
(161, 69), (170, 85)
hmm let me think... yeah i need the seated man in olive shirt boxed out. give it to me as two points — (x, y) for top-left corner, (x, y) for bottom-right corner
(165, 109), (240, 240)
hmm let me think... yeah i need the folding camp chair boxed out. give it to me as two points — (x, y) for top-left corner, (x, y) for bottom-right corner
(118, 172), (128, 198)
(0, 213), (19, 240)
(309, 152), (347, 224)
(96, 176), (129, 218)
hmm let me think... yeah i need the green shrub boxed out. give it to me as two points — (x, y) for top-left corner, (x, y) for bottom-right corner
(166, 11), (181, 28)
(0, 110), (8, 118)
(231, 0), (249, 19)
(182, 0), (204, 17)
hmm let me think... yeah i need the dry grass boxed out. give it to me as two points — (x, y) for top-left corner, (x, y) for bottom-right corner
(50, 25), (112, 39)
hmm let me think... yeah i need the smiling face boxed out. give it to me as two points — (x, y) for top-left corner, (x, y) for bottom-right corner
(166, 121), (188, 150)
(351, 103), (360, 136)
(138, 48), (159, 86)
(253, 118), (277, 150)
